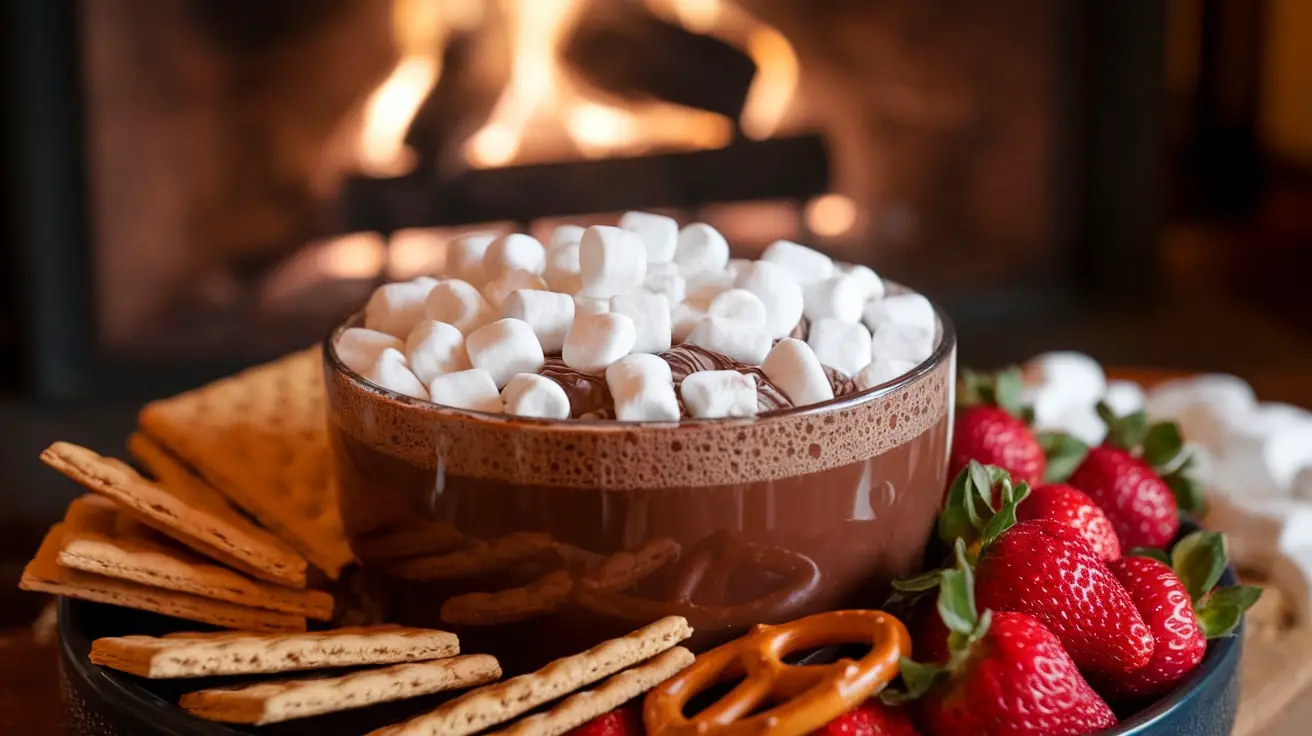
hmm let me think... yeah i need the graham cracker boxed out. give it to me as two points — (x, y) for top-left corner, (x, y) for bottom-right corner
(20, 524), (304, 633)
(440, 570), (574, 627)
(580, 539), (681, 592)
(369, 616), (693, 736)
(387, 533), (554, 581)
(490, 646), (694, 736)
(40, 441), (306, 587)
(58, 496), (333, 620)
(353, 521), (469, 564)
(90, 625), (460, 678)
(180, 655), (502, 725)
(137, 348), (354, 577)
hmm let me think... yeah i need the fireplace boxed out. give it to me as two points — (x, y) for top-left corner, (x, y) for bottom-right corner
(3, 0), (1167, 400)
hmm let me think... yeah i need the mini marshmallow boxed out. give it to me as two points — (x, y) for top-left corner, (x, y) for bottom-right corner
(446, 233), (497, 284)
(707, 289), (768, 328)
(856, 358), (917, 391)
(362, 347), (428, 400)
(1022, 352), (1107, 424)
(725, 258), (752, 280)
(465, 318), (546, 388)
(762, 338), (834, 406)
(1104, 380), (1146, 417)
(544, 242), (582, 293)
(619, 211), (677, 263)
(482, 233), (546, 278)
(761, 239), (834, 286)
(1050, 404), (1108, 447)
(734, 261), (805, 338)
(404, 320), (470, 384)
(605, 353), (679, 422)
(502, 289), (575, 354)
(573, 294), (610, 317)
(680, 370), (758, 419)
(481, 269), (548, 311)
(861, 292), (935, 336)
(803, 274), (867, 324)
(870, 323), (934, 364)
(428, 369), (502, 413)
(425, 279), (497, 334)
(684, 270), (736, 311)
(563, 312), (637, 373)
(579, 226), (647, 298)
(501, 373), (571, 419)
(671, 303), (705, 342)
(610, 292), (672, 354)
(838, 263), (886, 301)
(336, 327), (404, 376)
(641, 262), (687, 306)
(364, 278), (439, 337)
(807, 318), (873, 377)
(686, 317), (772, 365)
(549, 224), (586, 248)
(673, 223), (729, 277)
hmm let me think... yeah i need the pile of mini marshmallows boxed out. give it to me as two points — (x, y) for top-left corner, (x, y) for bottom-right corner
(335, 212), (937, 421)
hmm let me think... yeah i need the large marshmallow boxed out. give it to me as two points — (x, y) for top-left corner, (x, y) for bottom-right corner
(680, 370), (758, 419)
(404, 320), (470, 384)
(364, 278), (439, 337)
(465, 318), (546, 388)
(1021, 351), (1107, 425)
(725, 258), (752, 280)
(762, 338), (834, 407)
(619, 211), (678, 263)
(734, 261), (805, 339)
(1104, 380), (1146, 417)
(446, 233), (497, 284)
(707, 289), (768, 329)
(563, 312), (637, 373)
(686, 317), (772, 366)
(671, 303), (706, 343)
(870, 323), (934, 364)
(544, 242), (582, 293)
(856, 358), (917, 391)
(807, 318), (873, 377)
(838, 263), (886, 302)
(673, 223), (729, 277)
(803, 274), (867, 324)
(481, 269), (548, 311)
(861, 292), (935, 336)
(428, 369), (502, 413)
(336, 327), (404, 376)
(641, 262), (687, 306)
(1145, 374), (1256, 426)
(363, 347), (428, 400)
(579, 226), (648, 298)
(502, 289), (575, 355)
(549, 224), (586, 248)
(425, 279), (497, 334)
(610, 292), (672, 354)
(605, 354), (679, 422)
(573, 294), (610, 317)
(482, 233), (546, 278)
(761, 239), (834, 286)
(684, 270), (737, 311)
(501, 373), (571, 419)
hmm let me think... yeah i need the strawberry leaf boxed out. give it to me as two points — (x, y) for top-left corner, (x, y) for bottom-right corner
(1142, 422), (1185, 469)
(991, 369), (1025, 418)
(1194, 586), (1262, 640)
(936, 539), (979, 637)
(880, 658), (946, 704)
(939, 461), (1009, 546)
(1128, 547), (1171, 564)
(1172, 531), (1227, 603)
(969, 461), (999, 513)
(938, 468), (976, 545)
(893, 570), (943, 593)
(1099, 402), (1149, 450)
(1164, 468), (1206, 513)
(1037, 431), (1088, 483)
(955, 367), (1031, 421)
(979, 481), (1029, 550)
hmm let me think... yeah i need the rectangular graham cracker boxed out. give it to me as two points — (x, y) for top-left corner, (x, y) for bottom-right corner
(137, 348), (354, 577)
(180, 655), (502, 725)
(90, 625), (460, 678)
(58, 496), (333, 621)
(369, 616), (693, 736)
(40, 441), (307, 587)
(20, 524), (305, 633)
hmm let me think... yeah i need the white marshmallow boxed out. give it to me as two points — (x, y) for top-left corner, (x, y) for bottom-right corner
(762, 338), (834, 407)
(734, 261), (805, 339)
(803, 274), (867, 324)
(760, 239), (834, 286)
(861, 292), (935, 336)
(501, 373), (571, 419)
(1021, 352), (1107, 423)
(1104, 380), (1146, 417)
(1293, 467), (1312, 501)
(563, 312), (637, 373)
(544, 242), (582, 293)
(838, 263), (886, 301)
(549, 224), (586, 248)
(605, 354), (679, 422)
(465, 318), (546, 388)
(428, 369), (502, 413)
(364, 278), (439, 337)
(482, 233), (546, 278)
(573, 294), (610, 317)
(707, 289), (768, 328)
(673, 223), (729, 277)
(502, 289), (575, 354)
(336, 328), (404, 376)
(870, 323), (935, 364)
(856, 358), (917, 391)
(362, 347), (428, 400)
(619, 211), (678, 263)
(641, 262), (687, 306)
(579, 226), (648, 298)
(671, 303), (706, 342)
(807, 318), (872, 377)
(680, 370), (758, 419)
(404, 320), (470, 384)
(684, 270), (737, 311)
(610, 292), (672, 354)
(447, 233), (497, 284)
(686, 317), (771, 365)
(1145, 374), (1256, 426)
(481, 269), (548, 311)
(1050, 403), (1108, 446)
(424, 279), (497, 334)
(725, 258), (752, 280)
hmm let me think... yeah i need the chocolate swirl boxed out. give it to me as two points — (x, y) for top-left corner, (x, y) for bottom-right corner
(538, 358), (614, 419)
(661, 345), (793, 414)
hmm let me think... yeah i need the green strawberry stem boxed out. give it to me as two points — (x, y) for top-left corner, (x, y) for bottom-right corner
(957, 367), (1033, 423)
(1095, 402), (1204, 513)
(1135, 530), (1264, 639)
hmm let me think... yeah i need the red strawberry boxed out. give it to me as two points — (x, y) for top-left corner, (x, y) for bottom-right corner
(949, 369), (1045, 486)
(814, 700), (919, 736)
(974, 519), (1154, 677)
(565, 703), (642, 736)
(1016, 483), (1121, 562)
